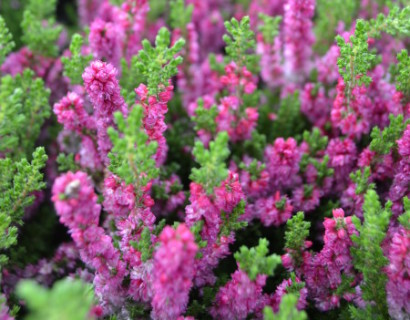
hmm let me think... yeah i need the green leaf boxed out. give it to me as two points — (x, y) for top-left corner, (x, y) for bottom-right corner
(61, 34), (93, 84)
(0, 15), (15, 64)
(263, 293), (307, 320)
(17, 278), (94, 320)
(134, 27), (185, 95)
(234, 238), (281, 280)
(190, 132), (230, 194)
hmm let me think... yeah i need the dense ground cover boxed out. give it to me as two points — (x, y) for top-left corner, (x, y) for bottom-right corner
(0, 0), (409, 319)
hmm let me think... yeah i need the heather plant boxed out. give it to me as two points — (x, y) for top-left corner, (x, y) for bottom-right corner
(0, 1), (409, 319)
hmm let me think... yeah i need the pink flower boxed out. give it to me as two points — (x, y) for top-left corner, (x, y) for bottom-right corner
(210, 269), (267, 320)
(257, 191), (293, 227)
(386, 226), (410, 319)
(53, 92), (91, 132)
(151, 224), (198, 320)
(214, 172), (244, 213)
(270, 277), (308, 312)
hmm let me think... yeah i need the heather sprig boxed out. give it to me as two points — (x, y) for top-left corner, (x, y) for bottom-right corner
(350, 190), (391, 319)
(395, 49), (409, 101)
(191, 99), (218, 135)
(0, 69), (50, 159)
(190, 132), (230, 194)
(369, 5), (410, 38)
(0, 15), (14, 65)
(398, 196), (410, 229)
(16, 278), (95, 320)
(223, 16), (258, 71)
(61, 34), (93, 84)
(0, 147), (48, 266)
(336, 19), (375, 89)
(302, 127), (328, 156)
(314, 0), (358, 53)
(258, 14), (282, 44)
(108, 106), (159, 190)
(21, 0), (62, 57)
(134, 27), (185, 96)
(350, 166), (375, 195)
(169, 0), (193, 30)
(219, 199), (247, 238)
(234, 238), (281, 281)
(263, 293), (308, 320)
(370, 114), (409, 155)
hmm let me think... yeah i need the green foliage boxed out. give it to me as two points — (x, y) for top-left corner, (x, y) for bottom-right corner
(350, 190), (391, 319)
(130, 227), (153, 262)
(398, 197), (410, 229)
(370, 114), (409, 154)
(258, 14), (282, 44)
(234, 238), (281, 281)
(314, 0), (358, 54)
(61, 34), (93, 85)
(120, 56), (144, 99)
(369, 5), (410, 38)
(239, 159), (266, 181)
(134, 27), (185, 95)
(191, 99), (218, 135)
(0, 69), (51, 160)
(303, 127), (329, 156)
(350, 166), (375, 194)
(219, 200), (247, 238)
(190, 221), (207, 258)
(284, 212), (311, 266)
(395, 49), (409, 101)
(223, 16), (258, 71)
(190, 132), (230, 194)
(336, 19), (375, 89)
(271, 91), (308, 140)
(170, 0), (193, 30)
(56, 153), (78, 172)
(108, 106), (159, 195)
(0, 15), (14, 64)
(0, 147), (48, 266)
(263, 293), (307, 320)
(21, 0), (62, 57)
(16, 278), (94, 320)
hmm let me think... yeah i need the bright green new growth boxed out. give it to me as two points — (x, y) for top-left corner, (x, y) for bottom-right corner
(284, 212), (311, 266)
(16, 278), (94, 320)
(336, 19), (375, 89)
(0, 69), (51, 160)
(395, 49), (409, 101)
(191, 99), (218, 135)
(190, 131), (230, 194)
(314, 0), (358, 54)
(223, 16), (258, 71)
(239, 159), (266, 181)
(234, 238), (281, 281)
(369, 5), (410, 38)
(258, 14), (282, 44)
(170, 0), (193, 30)
(263, 293), (307, 320)
(303, 127), (328, 156)
(398, 197), (410, 229)
(131, 227), (153, 262)
(0, 15), (14, 64)
(370, 114), (409, 154)
(21, 0), (62, 57)
(350, 189), (391, 319)
(108, 106), (159, 195)
(219, 200), (247, 238)
(350, 166), (375, 195)
(134, 27), (185, 95)
(61, 34), (93, 84)
(0, 147), (48, 266)
(271, 91), (306, 140)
